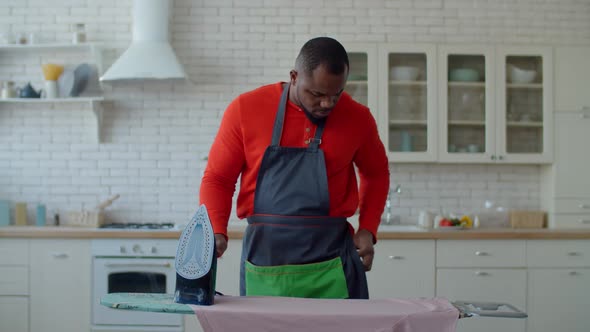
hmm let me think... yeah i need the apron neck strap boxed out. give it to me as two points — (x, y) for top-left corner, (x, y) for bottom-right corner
(271, 83), (325, 150)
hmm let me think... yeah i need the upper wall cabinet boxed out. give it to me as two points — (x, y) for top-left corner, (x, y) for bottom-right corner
(554, 47), (590, 112)
(378, 44), (438, 162)
(345, 43), (378, 118)
(438, 45), (553, 164)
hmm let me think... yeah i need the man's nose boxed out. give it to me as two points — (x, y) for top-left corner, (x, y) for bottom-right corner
(320, 96), (336, 109)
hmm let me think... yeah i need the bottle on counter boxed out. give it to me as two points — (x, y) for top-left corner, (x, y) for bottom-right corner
(15, 202), (27, 226)
(36, 204), (46, 227)
(72, 23), (86, 44)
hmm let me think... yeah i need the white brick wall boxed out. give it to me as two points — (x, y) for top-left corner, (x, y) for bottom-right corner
(0, 0), (588, 226)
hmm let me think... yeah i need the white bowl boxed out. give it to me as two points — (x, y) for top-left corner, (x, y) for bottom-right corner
(509, 65), (537, 83)
(390, 66), (420, 81)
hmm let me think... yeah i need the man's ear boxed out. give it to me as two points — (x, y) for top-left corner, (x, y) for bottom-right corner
(289, 70), (298, 84)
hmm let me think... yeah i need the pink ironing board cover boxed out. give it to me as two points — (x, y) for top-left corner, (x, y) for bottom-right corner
(190, 296), (459, 332)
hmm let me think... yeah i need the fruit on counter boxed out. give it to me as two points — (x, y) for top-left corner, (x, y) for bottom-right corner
(460, 215), (473, 228)
(439, 218), (453, 227)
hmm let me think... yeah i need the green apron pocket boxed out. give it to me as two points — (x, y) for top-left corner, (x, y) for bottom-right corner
(245, 257), (349, 299)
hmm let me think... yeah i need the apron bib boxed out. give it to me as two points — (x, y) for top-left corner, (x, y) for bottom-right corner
(239, 83), (368, 299)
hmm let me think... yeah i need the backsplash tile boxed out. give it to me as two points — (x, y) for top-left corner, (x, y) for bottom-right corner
(0, 0), (588, 225)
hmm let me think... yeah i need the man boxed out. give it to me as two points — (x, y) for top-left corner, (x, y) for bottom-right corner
(200, 37), (389, 299)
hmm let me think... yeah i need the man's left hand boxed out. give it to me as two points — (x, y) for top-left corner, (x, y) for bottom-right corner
(353, 229), (375, 271)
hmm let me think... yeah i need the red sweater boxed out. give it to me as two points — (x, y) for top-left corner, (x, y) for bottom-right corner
(200, 82), (390, 239)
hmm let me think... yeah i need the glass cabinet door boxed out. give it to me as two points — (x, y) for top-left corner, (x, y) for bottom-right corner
(345, 44), (378, 118)
(496, 47), (553, 163)
(379, 44), (437, 162)
(438, 46), (495, 163)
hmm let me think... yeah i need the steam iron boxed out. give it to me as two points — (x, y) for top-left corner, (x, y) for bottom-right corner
(174, 204), (217, 305)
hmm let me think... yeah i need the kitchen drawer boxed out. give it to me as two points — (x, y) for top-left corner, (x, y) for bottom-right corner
(368, 240), (435, 298)
(436, 240), (525, 267)
(549, 214), (590, 228)
(555, 198), (590, 213)
(0, 266), (29, 295)
(0, 239), (29, 265)
(437, 268), (527, 332)
(527, 240), (590, 267)
(0, 296), (29, 332)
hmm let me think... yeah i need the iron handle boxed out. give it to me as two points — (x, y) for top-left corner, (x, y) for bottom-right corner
(51, 252), (69, 259)
(105, 263), (171, 268)
(475, 271), (489, 276)
(475, 251), (489, 256)
(578, 204), (590, 209)
(579, 219), (590, 224)
(567, 252), (581, 256)
(568, 271), (580, 276)
(388, 255), (404, 260)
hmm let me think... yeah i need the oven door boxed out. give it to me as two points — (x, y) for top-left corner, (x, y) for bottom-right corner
(92, 257), (182, 327)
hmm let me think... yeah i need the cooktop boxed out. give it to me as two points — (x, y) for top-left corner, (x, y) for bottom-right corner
(99, 222), (176, 230)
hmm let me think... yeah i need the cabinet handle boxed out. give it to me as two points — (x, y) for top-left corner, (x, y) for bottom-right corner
(51, 252), (69, 259)
(491, 155), (496, 160)
(580, 113), (590, 119)
(568, 271), (580, 276)
(567, 252), (581, 256)
(475, 271), (489, 276)
(579, 204), (590, 209)
(579, 219), (590, 224)
(475, 251), (489, 256)
(498, 155), (504, 160)
(388, 255), (404, 260)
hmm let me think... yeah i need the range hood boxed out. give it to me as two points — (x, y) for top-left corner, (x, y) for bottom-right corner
(100, 0), (187, 82)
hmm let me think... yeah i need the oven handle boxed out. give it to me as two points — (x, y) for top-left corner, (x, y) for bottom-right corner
(105, 262), (172, 268)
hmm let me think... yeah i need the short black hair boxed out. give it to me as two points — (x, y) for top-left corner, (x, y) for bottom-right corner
(295, 37), (349, 76)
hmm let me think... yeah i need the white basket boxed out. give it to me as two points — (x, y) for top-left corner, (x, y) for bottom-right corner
(64, 210), (104, 227)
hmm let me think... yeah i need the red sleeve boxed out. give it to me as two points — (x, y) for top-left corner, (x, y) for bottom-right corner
(353, 112), (390, 242)
(200, 97), (245, 238)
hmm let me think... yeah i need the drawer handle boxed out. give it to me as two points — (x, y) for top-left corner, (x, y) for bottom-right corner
(475, 271), (489, 276)
(568, 271), (580, 276)
(388, 255), (404, 260)
(579, 219), (590, 224)
(579, 204), (590, 209)
(580, 113), (590, 119)
(475, 251), (489, 256)
(567, 252), (581, 256)
(51, 252), (69, 259)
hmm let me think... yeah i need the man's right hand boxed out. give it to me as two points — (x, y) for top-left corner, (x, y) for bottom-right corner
(214, 233), (228, 257)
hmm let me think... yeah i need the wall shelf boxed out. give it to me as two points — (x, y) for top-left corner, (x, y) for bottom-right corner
(0, 97), (105, 143)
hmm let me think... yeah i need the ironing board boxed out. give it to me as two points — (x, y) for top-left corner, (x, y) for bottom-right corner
(101, 293), (527, 319)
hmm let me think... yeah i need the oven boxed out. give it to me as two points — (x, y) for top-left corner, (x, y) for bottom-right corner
(91, 239), (182, 332)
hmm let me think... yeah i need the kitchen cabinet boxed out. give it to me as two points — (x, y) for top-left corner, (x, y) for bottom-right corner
(29, 239), (91, 332)
(438, 45), (553, 164)
(541, 47), (590, 228)
(526, 240), (590, 332)
(547, 112), (590, 228)
(0, 43), (105, 143)
(345, 43), (378, 118)
(0, 239), (29, 332)
(368, 240), (435, 298)
(378, 44), (438, 162)
(554, 47), (590, 112)
(436, 240), (527, 332)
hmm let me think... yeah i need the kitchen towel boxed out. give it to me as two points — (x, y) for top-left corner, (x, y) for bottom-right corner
(190, 296), (459, 332)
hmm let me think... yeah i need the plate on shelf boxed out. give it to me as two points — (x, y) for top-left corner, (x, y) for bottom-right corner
(57, 67), (75, 97)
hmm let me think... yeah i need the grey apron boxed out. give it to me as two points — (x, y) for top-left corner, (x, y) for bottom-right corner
(239, 83), (369, 299)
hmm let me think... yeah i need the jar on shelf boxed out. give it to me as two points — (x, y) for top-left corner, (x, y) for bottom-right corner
(72, 23), (86, 44)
